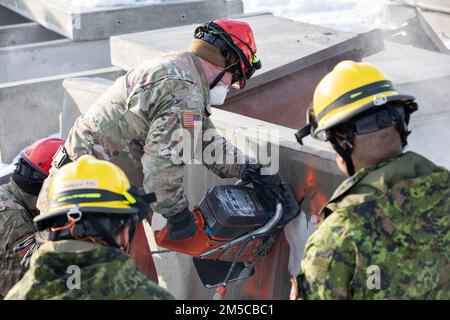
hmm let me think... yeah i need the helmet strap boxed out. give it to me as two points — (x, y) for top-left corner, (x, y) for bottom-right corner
(209, 68), (227, 90)
(387, 105), (411, 148)
(12, 157), (46, 196)
(329, 132), (355, 176)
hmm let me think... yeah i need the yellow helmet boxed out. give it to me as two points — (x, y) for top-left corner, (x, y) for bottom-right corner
(296, 61), (417, 142)
(34, 155), (155, 231)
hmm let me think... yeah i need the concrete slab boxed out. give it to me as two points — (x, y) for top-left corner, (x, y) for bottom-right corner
(365, 41), (450, 168)
(0, 67), (124, 163)
(0, 38), (111, 82)
(365, 40), (450, 92)
(0, 0), (242, 41)
(61, 77), (121, 139)
(0, 22), (62, 47)
(0, 4), (29, 25)
(110, 14), (384, 129)
(58, 76), (344, 299)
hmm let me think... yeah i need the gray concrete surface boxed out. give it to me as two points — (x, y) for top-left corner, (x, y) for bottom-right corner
(0, 67), (124, 163)
(365, 41), (450, 168)
(56, 76), (344, 300)
(0, 0), (242, 41)
(0, 165), (14, 185)
(110, 14), (384, 94)
(0, 38), (111, 83)
(0, 22), (62, 47)
(0, 4), (29, 25)
(61, 76), (123, 139)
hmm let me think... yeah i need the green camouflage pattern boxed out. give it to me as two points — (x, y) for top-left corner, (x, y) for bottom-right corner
(298, 152), (450, 299)
(45, 51), (247, 218)
(0, 180), (38, 298)
(5, 240), (175, 300)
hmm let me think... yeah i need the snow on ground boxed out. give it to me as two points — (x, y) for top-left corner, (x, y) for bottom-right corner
(242, 0), (390, 33)
(242, 0), (450, 48)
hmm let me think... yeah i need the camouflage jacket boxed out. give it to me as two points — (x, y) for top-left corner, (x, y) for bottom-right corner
(298, 152), (450, 300)
(61, 51), (248, 218)
(5, 240), (175, 300)
(0, 180), (38, 299)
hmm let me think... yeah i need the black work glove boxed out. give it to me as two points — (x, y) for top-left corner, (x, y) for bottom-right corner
(241, 161), (284, 208)
(166, 207), (197, 240)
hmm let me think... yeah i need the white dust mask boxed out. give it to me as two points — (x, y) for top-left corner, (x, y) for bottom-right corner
(209, 82), (229, 106)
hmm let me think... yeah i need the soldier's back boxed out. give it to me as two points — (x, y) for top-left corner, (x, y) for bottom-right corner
(5, 240), (174, 300)
(301, 152), (450, 299)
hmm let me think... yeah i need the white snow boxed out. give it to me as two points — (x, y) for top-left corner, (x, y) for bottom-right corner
(63, 0), (164, 8)
(242, 0), (389, 33)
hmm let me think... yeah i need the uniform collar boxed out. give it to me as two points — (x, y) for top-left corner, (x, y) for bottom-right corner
(320, 151), (443, 217)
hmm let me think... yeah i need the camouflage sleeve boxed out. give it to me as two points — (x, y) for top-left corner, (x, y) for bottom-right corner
(297, 212), (356, 300)
(0, 209), (35, 297)
(201, 116), (249, 179)
(141, 81), (205, 218)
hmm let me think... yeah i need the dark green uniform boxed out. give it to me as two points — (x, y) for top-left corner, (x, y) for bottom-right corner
(5, 240), (174, 300)
(298, 152), (450, 299)
(0, 180), (38, 299)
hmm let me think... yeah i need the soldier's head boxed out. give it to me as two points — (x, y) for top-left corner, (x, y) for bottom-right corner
(189, 18), (261, 103)
(12, 138), (65, 196)
(296, 61), (418, 176)
(33, 155), (156, 251)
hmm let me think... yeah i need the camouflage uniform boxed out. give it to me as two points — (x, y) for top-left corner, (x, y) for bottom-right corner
(298, 152), (450, 299)
(44, 51), (247, 218)
(0, 180), (38, 299)
(5, 240), (175, 300)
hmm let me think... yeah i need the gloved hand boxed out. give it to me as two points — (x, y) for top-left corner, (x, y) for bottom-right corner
(166, 207), (197, 240)
(241, 161), (283, 207)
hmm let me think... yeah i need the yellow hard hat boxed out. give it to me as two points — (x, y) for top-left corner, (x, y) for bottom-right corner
(296, 61), (417, 143)
(34, 155), (155, 230)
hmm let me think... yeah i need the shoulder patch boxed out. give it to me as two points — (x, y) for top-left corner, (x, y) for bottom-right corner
(181, 112), (201, 128)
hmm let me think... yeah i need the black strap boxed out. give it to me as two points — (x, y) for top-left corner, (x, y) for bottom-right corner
(329, 135), (355, 176)
(88, 217), (121, 249)
(14, 157), (46, 181)
(295, 124), (311, 145)
(316, 80), (395, 123)
(387, 105), (410, 148)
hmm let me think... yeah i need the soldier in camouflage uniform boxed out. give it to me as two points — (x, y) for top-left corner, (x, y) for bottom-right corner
(0, 138), (63, 299)
(295, 61), (449, 299)
(5, 155), (174, 300)
(42, 18), (278, 240)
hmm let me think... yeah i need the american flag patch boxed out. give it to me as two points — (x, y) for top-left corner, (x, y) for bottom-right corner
(16, 242), (33, 258)
(182, 112), (201, 128)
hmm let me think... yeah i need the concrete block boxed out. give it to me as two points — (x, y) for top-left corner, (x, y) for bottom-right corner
(0, 0), (234, 41)
(0, 165), (13, 185)
(110, 14), (384, 129)
(0, 22), (62, 47)
(0, 38), (111, 83)
(364, 41), (450, 168)
(56, 76), (344, 299)
(0, 67), (124, 163)
(226, 0), (243, 16)
(61, 77), (120, 139)
(0, 4), (29, 25)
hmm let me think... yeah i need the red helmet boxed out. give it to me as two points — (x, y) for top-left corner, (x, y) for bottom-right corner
(22, 138), (65, 176)
(194, 18), (261, 89)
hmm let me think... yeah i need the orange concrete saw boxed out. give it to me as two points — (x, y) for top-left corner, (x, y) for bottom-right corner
(154, 180), (300, 299)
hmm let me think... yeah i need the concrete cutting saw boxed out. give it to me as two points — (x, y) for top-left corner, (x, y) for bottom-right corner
(155, 179), (301, 299)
